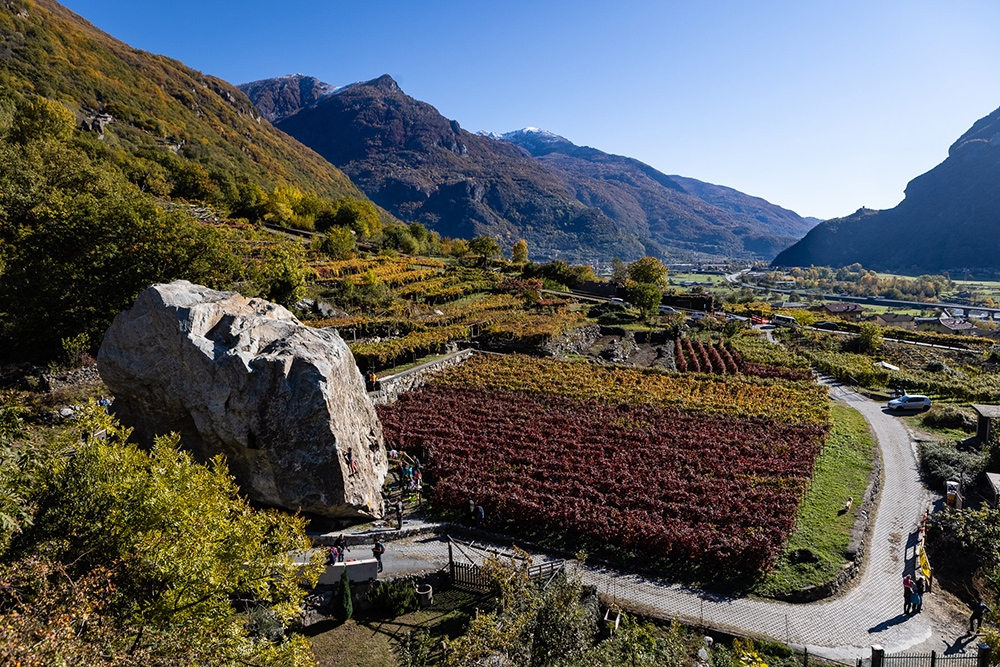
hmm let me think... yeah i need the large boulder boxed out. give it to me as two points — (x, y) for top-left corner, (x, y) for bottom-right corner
(97, 281), (387, 519)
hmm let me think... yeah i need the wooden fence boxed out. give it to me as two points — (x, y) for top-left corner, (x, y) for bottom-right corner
(447, 536), (565, 593)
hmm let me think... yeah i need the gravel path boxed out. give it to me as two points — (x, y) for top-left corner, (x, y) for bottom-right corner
(358, 383), (970, 662)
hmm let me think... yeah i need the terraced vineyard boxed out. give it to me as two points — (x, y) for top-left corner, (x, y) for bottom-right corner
(378, 354), (831, 574)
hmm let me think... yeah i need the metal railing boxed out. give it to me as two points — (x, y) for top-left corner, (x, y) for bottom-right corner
(883, 652), (979, 667)
(874, 645), (989, 667)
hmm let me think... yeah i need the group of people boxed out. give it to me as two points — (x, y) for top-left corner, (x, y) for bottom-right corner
(327, 534), (349, 564)
(397, 458), (421, 487)
(902, 574), (927, 614)
(902, 571), (993, 635)
(326, 533), (387, 573)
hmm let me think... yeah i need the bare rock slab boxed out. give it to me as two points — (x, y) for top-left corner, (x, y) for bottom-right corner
(97, 281), (387, 519)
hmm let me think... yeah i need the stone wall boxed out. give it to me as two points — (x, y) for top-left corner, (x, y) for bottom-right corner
(369, 348), (475, 406)
(541, 324), (602, 357)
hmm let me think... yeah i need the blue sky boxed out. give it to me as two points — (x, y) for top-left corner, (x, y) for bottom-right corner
(62, 0), (1000, 220)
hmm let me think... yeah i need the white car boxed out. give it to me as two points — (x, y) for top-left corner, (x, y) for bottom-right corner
(887, 394), (931, 412)
(658, 305), (678, 314)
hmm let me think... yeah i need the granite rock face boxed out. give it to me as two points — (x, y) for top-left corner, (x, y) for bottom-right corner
(97, 281), (387, 519)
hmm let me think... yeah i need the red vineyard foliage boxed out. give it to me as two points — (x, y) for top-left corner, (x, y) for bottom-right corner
(673, 340), (811, 382)
(378, 385), (828, 572)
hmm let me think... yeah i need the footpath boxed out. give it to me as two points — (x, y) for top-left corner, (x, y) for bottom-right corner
(330, 385), (971, 663)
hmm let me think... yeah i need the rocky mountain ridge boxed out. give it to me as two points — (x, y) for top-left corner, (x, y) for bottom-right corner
(773, 104), (1000, 272)
(239, 74), (341, 123)
(244, 74), (820, 262)
(495, 127), (819, 258)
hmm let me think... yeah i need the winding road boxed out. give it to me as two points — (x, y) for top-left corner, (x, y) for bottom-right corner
(356, 382), (968, 661)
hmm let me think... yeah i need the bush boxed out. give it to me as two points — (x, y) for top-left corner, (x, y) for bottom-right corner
(922, 405), (978, 433)
(366, 579), (418, 617)
(918, 440), (987, 490)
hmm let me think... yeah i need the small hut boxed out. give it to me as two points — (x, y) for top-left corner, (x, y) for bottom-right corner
(972, 404), (1000, 443)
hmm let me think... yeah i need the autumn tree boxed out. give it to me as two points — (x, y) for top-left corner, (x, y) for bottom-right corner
(628, 256), (668, 288)
(512, 239), (529, 264)
(315, 226), (356, 260)
(442, 553), (690, 667)
(627, 282), (664, 319)
(469, 236), (503, 267)
(610, 257), (629, 286)
(10, 95), (75, 144)
(858, 321), (884, 354)
(316, 198), (382, 238)
(1, 403), (321, 665)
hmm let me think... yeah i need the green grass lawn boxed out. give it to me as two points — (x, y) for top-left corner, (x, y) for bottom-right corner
(310, 588), (486, 667)
(901, 411), (978, 442)
(755, 403), (875, 597)
(668, 272), (726, 285)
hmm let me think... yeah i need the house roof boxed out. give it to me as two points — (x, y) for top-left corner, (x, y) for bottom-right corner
(877, 313), (914, 323)
(824, 303), (866, 313)
(973, 404), (1000, 419)
(939, 317), (975, 331)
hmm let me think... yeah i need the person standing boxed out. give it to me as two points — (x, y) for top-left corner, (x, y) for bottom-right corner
(334, 534), (348, 562)
(396, 498), (404, 530)
(372, 539), (385, 573)
(970, 598), (990, 634)
(903, 575), (913, 615)
(912, 576), (925, 614)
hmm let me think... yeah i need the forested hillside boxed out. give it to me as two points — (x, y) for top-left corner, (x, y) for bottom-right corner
(0, 0), (397, 362)
(0, 0), (363, 202)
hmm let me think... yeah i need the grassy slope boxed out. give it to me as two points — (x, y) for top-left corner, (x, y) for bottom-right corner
(4, 0), (363, 200)
(756, 403), (875, 596)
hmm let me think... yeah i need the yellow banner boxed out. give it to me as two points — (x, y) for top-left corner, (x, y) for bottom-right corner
(919, 546), (931, 580)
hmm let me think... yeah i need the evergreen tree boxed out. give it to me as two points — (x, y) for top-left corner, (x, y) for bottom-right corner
(335, 567), (354, 621)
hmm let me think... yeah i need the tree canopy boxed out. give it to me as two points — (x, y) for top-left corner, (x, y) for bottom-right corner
(0, 96), (310, 362)
(0, 402), (320, 666)
(469, 236), (503, 266)
(437, 553), (690, 667)
(512, 239), (529, 264)
(627, 256), (668, 288)
(627, 282), (664, 319)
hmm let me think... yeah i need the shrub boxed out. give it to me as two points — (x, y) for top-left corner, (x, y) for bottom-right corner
(917, 440), (987, 490)
(334, 567), (353, 621)
(590, 302), (638, 325)
(922, 405), (978, 433)
(367, 579), (418, 617)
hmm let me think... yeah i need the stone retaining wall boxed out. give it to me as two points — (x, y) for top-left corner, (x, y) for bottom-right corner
(369, 348), (475, 406)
